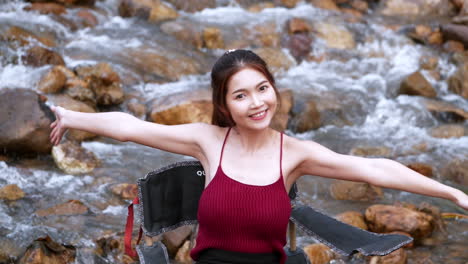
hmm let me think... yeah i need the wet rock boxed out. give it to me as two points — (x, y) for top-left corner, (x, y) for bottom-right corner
(76, 9), (99, 28)
(440, 159), (468, 185)
(287, 18), (312, 34)
(24, 3), (67, 15)
(0, 89), (54, 155)
(51, 141), (100, 174)
(64, 78), (97, 107)
(399, 71), (436, 98)
(292, 100), (321, 133)
(161, 21), (203, 49)
(314, 22), (356, 49)
(430, 124), (465, 138)
(365, 204), (434, 240)
(423, 98), (468, 122)
(310, 0), (340, 11)
(247, 2), (275, 12)
(202, 27), (224, 49)
(350, 146), (392, 157)
(38, 66), (67, 94)
(287, 33), (313, 62)
(245, 22), (281, 48)
(110, 183), (138, 200)
(0, 184), (25, 201)
(126, 99), (146, 118)
(443, 40), (465, 52)
(279, 0), (300, 8)
(441, 24), (468, 48)
(3, 26), (56, 47)
(163, 225), (193, 257)
(341, 8), (364, 23)
(165, 0), (216, 12)
(419, 56), (438, 70)
(330, 180), (383, 201)
(270, 90), (293, 132)
(75, 63), (124, 106)
(367, 248), (407, 264)
(46, 94), (97, 141)
(23, 46), (65, 67)
(0, 238), (22, 263)
(151, 99), (213, 125)
(18, 236), (76, 264)
(124, 48), (205, 81)
(350, 0), (368, 12)
(118, 0), (178, 22)
(388, 231), (414, 248)
(406, 163), (433, 177)
(378, 0), (456, 19)
(303, 243), (335, 264)
(174, 240), (193, 264)
(253, 47), (296, 73)
(36, 200), (89, 216)
(94, 232), (122, 259)
(447, 61), (468, 99)
(335, 211), (368, 230)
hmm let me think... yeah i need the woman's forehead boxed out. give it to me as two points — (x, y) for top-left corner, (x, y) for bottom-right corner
(227, 68), (268, 92)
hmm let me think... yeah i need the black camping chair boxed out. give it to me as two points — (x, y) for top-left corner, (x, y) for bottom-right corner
(125, 161), (413, 264)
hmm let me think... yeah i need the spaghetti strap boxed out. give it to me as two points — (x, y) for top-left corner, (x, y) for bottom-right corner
(280, 132), (283, 178)
(219, 127), (232, 166)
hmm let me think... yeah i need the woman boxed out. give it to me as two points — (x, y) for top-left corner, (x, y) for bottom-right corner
(50, 50), (468, 264)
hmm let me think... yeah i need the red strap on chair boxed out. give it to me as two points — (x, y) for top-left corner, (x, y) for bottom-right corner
(124, 197), (143, 258)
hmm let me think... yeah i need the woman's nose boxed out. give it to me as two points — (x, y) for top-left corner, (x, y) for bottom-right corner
(250, 94), (264, 108)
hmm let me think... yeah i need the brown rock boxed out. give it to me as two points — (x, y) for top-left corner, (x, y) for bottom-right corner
(350, 146), (391, 157)
(431, 124), (465, 138)
(46, 94), (97, 141)
(126, 100), (146, 118)
(399, 71), (436, 97)
(253, 47), (296, 73)
(379, 0), (456, 19)
(24, 3), (67, 15)
(280, 0), (300, 8)
(18, 236), (76, 264)
(4, 26), (56, 47)
(163, 225), (193, 256)
(0, 184), (25, 201)
(330, 180), (383, 201)
(293, 100), (321, 133)
(151, 100), (213, 125)
(75, 63), (124, 106)
(288, 18), (312, 34)
(118, 0), (178, 22)
(406, 163), (433, 177)
(341, 8), (364, 23)
(427, 30), (443, 45)
(444, 40), (465, 52)
(22, 46), (64, 67)
(350, 0), (368, 12)
(368, 248), (407, 264)
(36, 200), (89, 216)
(420, 56), (438, 70)
(51, 141), (99, 174)
(247, 2), (275, 12)
(38, 66), (67, 94)
(314, 22), (356, 49)
(64, 78), (96, 107)
(389, 231), (414, 248)
(310, 0), (340, 11)
(203, 27), (224, 49)
(365, 204), (434, 240)
(423, 98), (468, 121)
(76, 9), (98, 28)
(246, 22), (281, 48)
(110, 183), (138, 200)
(160, 21), (203, 49)
(441, 24), (468, 48)
(303, 243), (335, 264)
(270, 90), (293, 132)
(440, 159), (468, 185)
(0, 89), (54, 155)
(165, 0), (215, 12)
(287, 33), (313, 62)
(336, 211), (368, 230)
(448, 61), (468, 99)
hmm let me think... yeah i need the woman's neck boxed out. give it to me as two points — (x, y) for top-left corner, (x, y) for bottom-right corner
(231, 126), (276, 153)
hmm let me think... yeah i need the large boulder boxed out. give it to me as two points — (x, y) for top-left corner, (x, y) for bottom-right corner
(22, 46), (65, 67)
(253, 47), (296, 73)
(365, 204), (434, 240)
(378, 0), (456, 20)
(330, 180), (383, 201)
(37, 66), (67, 94)
(335, 211), (368, 230)
(161, 21), (203, 49)
(448, 61), (468, 99)
(399, 71), (437, 98)
(0, 89), (54, 155)
(3, 26), (56, 47)
(441, 24), (468, 49)
(314, 22), (356, 50)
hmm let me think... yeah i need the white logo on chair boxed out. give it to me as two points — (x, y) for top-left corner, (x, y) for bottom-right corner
(197, 170), (205, 176)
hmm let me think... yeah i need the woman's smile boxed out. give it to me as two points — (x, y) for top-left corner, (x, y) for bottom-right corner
(249, 109), (268, 120)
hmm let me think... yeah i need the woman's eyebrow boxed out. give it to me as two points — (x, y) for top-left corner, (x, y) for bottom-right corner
(232, 80), (268, 94)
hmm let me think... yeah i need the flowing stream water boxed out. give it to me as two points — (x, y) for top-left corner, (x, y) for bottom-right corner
(0, 0), (467, 263)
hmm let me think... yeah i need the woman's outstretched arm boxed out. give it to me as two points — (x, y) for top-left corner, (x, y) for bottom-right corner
(49, 106), (212, 159)
(291, 139), (468, 210)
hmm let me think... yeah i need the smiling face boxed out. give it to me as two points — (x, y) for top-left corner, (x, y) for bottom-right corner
(226, 67), (277, 130)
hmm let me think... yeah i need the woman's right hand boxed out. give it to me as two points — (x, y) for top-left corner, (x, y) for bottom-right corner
(50, 106), (68, 146)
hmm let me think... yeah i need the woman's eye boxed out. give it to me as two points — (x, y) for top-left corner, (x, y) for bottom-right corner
(235, 94), (245, 99)
(259, 85), (268, 91)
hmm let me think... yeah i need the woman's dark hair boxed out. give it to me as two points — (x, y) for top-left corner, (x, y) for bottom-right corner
(211, 49), (281, 127)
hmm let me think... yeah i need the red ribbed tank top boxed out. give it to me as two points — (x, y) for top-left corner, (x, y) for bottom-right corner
(190, 128), (292, 264)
